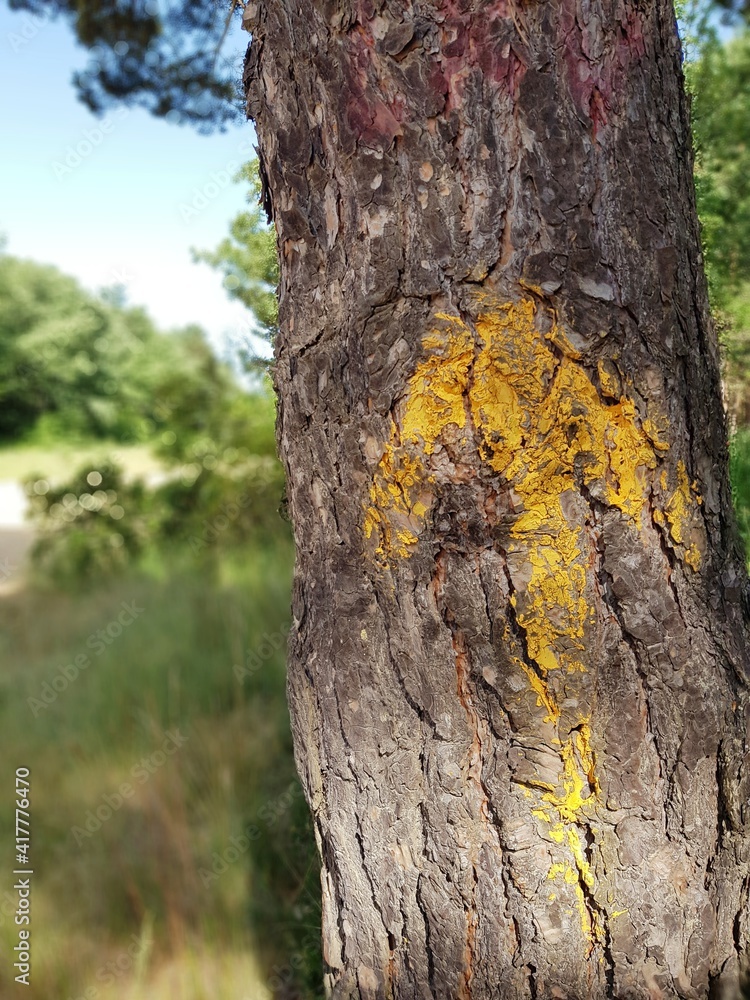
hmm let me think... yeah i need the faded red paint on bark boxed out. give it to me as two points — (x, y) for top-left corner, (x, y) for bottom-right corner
(558, 0), (649, 135)
(434, 0), (527, 107)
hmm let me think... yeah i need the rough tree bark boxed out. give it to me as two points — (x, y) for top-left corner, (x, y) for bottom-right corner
(243, 0), (750, 996)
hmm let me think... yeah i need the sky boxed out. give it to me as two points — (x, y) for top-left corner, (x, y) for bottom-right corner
(0, 2), (736, 360)
(0, 4), (261, 355)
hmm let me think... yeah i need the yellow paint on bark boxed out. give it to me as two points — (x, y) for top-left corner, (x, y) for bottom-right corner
(663, 460), (703, 569)
(363, 295), (704, 946)
(546, 859), (594, 940)
(519, 660), (560, 725)
(364, 293), (703, 583)
(363, 313), (473, 559)
(542, 724), (600, 824)
(363, 449), (424, 559)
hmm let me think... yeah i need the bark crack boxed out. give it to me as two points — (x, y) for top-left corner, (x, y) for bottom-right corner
(495, 543), (551, 713)
(354, 827), (395, 995)
(416, 870), (439, 1000)
(432, 551), (506, 999)
(374, 587), (444, 741)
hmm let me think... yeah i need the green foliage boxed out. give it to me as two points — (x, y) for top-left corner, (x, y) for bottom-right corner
(192, 159), (278, 350)
(0, 252), (240, 445)
(23, 387), (287, 586)
(2, 238), (286, 587)
(0, 543), (322, 999)
(135, 322), (244, 451)
(688, 30), (750, 302)
(4, 306), (314, 992)
(0, 255), (123, 439)
(731, 429), (750, 552)
(677, 0), (719, 63)
(248, 781), (325, 1000)
(157, 461), (285, 552)
(686, 24), (750, 427)
(153, 370), (279, 463)
(7, 0), (240, 130)
(25, 461), (154, 587)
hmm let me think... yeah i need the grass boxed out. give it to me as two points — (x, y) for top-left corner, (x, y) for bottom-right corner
(0, 539), (322, 1000)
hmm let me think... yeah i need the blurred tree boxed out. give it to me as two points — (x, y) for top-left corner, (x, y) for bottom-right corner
(0, 252), (237, 442)
(192, 159), (278, 346)
(6, 0), (242, 130)
(687, 27), (750, 423)
(3, 253), (290, 581)
(25, 460), (154, 586)
(0, 254), (143, 439)
(689, 29), (750, 303)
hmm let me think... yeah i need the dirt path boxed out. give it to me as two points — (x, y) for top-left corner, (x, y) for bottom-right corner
(0, 481), (33, 592)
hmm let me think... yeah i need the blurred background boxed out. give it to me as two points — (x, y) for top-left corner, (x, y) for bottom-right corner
(0, 0), (749, 998)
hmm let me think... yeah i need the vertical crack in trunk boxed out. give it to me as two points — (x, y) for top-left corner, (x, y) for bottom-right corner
(416, 870), (439, 1000)
(433, 555), (500, 999)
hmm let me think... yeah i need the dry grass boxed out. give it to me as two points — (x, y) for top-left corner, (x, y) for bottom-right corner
(0, 541), (321, 1000)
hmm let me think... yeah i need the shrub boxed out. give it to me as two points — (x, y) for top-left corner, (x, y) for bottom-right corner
(25, 462), (156, 586)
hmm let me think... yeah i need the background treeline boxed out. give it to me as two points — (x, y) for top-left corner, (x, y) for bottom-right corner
(687, 16), (750, 542)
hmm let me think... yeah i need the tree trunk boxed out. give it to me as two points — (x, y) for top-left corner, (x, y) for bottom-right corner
(243, 0), (750, 996)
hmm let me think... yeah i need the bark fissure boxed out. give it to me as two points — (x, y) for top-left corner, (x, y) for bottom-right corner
(415, 871), (439, 1000)
(592, 520), (677, 836)
(434, 566), (503, 998)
